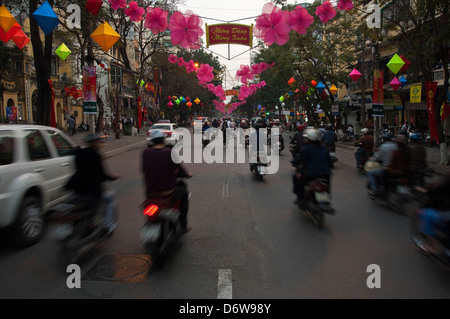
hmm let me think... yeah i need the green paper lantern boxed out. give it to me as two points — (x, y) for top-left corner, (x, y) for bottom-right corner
(175, 98), (180, 105)
(279, 96), (285, 102)
(387, 54), (405, 75)
(55, 43), (71, 61)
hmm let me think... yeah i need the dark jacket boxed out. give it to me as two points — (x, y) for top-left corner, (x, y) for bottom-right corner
(321, 130), (338, 146)
(292, 143), (332, 177)
(142, 147), (189, 197)
(66, 147), (115, 199)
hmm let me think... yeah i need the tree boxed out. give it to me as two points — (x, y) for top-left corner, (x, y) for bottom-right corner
(382, 0), (449, 163)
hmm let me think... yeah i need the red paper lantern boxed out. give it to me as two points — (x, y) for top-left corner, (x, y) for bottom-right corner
(85, 0), (103, 16)
(12, 29), (30, 49)
(0, 22), (20, 43)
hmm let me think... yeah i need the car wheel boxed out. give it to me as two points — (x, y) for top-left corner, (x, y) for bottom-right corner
(15, 196), (44, 247)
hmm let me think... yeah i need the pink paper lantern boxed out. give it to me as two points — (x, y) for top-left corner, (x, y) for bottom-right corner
(349, 68), (361, 81)
(390, 77), (401, 91)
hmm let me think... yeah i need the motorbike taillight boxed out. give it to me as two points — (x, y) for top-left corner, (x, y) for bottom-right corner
(144, 205), (159, 217)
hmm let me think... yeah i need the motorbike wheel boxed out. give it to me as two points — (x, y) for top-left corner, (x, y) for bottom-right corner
(410, 212), (431, 256)
(312, 205), (324, 229)
(59, 234), (81, 266)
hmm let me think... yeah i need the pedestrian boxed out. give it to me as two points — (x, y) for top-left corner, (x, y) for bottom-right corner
(67, 115), (76, 136)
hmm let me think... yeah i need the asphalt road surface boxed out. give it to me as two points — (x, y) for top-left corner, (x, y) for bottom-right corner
(1, 133), (449, 300)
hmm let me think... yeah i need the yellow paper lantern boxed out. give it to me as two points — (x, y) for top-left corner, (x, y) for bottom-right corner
(90, 22), (120, 52)
(330, 84), (338, 95)
(0, 5), (16, 33)
(194, 98), (200, 105)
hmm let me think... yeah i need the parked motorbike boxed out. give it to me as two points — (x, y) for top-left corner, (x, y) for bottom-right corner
(49, 191), (117, 265)
(140, 179), (190, 258)
(410, 180), (450, 270)
(77, 123), (89, 132)
(296, 178), (335, 229)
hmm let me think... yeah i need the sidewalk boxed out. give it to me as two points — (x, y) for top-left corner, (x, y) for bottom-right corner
(337, 142), (450, 176)
(68, 131), (147, 158)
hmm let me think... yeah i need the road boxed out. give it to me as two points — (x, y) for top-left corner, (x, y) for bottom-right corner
(1, 133), (449, 300)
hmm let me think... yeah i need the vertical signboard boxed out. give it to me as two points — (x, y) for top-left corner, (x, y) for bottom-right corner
(83, 66), (97, 114)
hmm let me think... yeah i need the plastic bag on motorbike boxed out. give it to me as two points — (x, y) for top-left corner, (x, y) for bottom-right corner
(364, 159), (380, 172)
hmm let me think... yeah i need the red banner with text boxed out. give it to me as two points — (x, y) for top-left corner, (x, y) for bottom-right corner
(425, 81), (439, 144)
(206, 24), (253, 47)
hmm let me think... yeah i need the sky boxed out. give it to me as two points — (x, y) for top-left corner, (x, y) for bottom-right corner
(177, 0), (314, 90)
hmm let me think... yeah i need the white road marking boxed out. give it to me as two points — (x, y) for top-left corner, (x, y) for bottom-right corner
(217, 269), (232, 299)
(222, 180), (229, 198)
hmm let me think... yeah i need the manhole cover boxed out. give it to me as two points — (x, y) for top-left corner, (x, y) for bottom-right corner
(82, 254), (152, 283)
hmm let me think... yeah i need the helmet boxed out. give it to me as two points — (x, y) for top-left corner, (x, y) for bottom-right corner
(382, 132), (393, 141)
(303, 128), (320, 142)
(361, 128), (369, 134)
(326, 124), (333, 130)
(274, 119), (280, 124)
(364, 159), (381, 172)
(149, 129), (166, 140)
(409, 133), (420, 141)
(297, 124), (305, 131)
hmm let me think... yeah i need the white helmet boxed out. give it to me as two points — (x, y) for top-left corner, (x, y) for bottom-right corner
(303, 128), (320, 142)
(361, 128), (369, 134)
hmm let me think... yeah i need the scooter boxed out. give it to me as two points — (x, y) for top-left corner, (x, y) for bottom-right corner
(268, 132), (284, 154)
(140, 179), (190, 258)
(249, 152), (269, 181)
(77, 123), (89, 132)
(296, 178), (335, 229)
(410, 185), (450, 270)
(49, 191), (117, 266)
(329, 145), (338, 165)
(367, 176), (415, 214)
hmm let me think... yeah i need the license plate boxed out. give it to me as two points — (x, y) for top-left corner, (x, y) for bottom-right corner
(50, 223), (74, 240)
(397, 185), (410, 195)
(330, 152), (336, 157)
(140, 224), (161, 243)
(257, 166), (267, 174)
(315, 192), (330, 202)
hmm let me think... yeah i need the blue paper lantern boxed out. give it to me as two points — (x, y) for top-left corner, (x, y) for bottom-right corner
(32, 1), (60, 35)
(399, 76), (407, 88)
(316, 81), (326, 93)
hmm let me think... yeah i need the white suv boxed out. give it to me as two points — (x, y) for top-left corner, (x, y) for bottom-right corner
(0, 125), (77, 246)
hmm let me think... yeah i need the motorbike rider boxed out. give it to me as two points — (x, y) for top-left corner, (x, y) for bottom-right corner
(65, 134), (118, 233)
(291, 128), (332, 207)
(366, 132), (398, 196)
(142, 130), (193, 232)
(272, 119), (284, 148)
(384, 134), (414, 188)
(408, 133), (427, 172)
(290, 124), (305, 159)
(355, 128), (374, 171)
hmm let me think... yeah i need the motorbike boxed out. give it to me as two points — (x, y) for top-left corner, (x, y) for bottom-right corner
(49, 191), (117, 265)
(327, 144), (338, 167)
(296, 178), (335, 229)
(77, 123), (89, 132)
(410, 182), (450, 270)
(268, 131), (284, 154)
(202, 130), (210, 147)
(355, 145), (373, 174)
(140, 179), (190, 258)
(249, 152), (269, 181)
(366, 174), (415, 214)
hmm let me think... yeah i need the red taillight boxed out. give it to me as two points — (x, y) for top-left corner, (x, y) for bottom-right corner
(144, 205), (159, 217)
(165, 131), (172, 137)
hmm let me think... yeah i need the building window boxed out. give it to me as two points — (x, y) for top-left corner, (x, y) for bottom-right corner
(51, 57), (58, 76)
